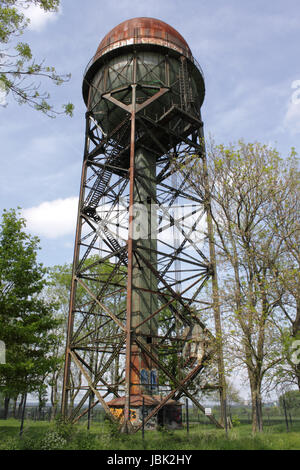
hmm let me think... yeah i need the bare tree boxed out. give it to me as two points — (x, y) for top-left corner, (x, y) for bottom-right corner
(180, 140), (299, 432)
(267, 152), (300, 389)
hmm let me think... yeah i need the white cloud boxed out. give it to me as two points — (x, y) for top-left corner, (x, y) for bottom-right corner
(283, 81), (300, 135)
(23, 197), (78, 239)
(22, 196), (207, 245)
(20, 4), (62, 32)
(284, 102), (300, 134)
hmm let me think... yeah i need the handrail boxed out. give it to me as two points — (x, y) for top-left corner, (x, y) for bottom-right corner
(83, 34), (204, 82)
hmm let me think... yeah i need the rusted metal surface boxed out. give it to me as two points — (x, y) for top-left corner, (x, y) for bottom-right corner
(94, 17), (192, 62)
(108, 394), (158, 407)
(61, 122), (90, 418)
(124, 79), (137, 426)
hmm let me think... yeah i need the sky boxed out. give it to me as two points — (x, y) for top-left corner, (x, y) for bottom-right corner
(1, 0), (300, 269)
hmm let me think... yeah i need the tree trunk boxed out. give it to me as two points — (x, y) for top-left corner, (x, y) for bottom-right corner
(4, 396), (10, 420)
(250, 378), (263, 433)
(297, 363), (300, 392)
(17, 394), (25, 420)
(293, 304), (300, 390)
(19, 393), (27, 437)
(13, 396), (18, 419)
(50, 404), (57, 421)
(38, 402), (42, 420)
(50, 383), (58, 421)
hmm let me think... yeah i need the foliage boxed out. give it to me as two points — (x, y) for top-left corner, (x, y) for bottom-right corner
(39, 430), (67, 450)
(0, 208), (61, 401)
(53, 414), (75, 439)
(176, 140), (300, 431)
(231, 416), (241, 427)
(0, 0), (74, 116)
(279, 390), (300, 415)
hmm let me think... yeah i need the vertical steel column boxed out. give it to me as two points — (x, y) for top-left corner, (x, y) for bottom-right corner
(61, 112), (90, 418)
(123, 55), (137, 431)
(198, 121), (227, 426)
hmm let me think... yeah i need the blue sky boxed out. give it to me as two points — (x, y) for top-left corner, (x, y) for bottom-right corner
(1, 0), (300, 268)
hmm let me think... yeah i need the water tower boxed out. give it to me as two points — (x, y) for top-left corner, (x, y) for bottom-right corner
(62, 17), (222, 432)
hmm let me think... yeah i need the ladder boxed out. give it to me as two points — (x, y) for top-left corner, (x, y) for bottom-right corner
(179, 56), (193, 111)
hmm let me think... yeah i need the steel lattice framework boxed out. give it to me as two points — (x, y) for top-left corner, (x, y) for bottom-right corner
(61, 42), (222, 431)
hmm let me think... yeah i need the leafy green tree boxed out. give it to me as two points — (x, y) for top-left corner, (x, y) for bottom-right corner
(268, 157), (300, 390)
(179, 140), (299, 432)
(43, 262), (72, 419)
(0, 208), (61, 418)
(0, 0), (74, 116)
(279, 390), (300, 417)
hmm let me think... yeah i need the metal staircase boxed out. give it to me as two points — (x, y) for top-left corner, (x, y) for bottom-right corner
(81, 161), (127, 267)
(85, 169), (112, 210)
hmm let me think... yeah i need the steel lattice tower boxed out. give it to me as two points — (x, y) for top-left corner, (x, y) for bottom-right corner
(62, 17), (223, 432)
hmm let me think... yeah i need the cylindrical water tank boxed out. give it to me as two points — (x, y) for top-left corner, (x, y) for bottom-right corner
(83, 17), (205, 143)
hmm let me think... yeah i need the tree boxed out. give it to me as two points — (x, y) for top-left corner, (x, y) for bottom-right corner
(0, 0), (74, 116)
(43, 263), (70, 419)
(268, 157), (300, 390)
(0, 208), (60, 418)
(279, 389), (300, 417)
(180, 140), (299, 432)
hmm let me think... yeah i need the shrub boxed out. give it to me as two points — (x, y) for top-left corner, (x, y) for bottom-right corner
(39, 431), (67, 450)
(231, 416), (241, 427)
(0, 436), (18, 450)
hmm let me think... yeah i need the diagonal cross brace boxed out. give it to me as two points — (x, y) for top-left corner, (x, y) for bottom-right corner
(102, 87), (169, 114)
(69, 350), (119, 423)
(69, 337), (125, 422)
(76, 277), (126, 332)
(134, 337), (223, 430)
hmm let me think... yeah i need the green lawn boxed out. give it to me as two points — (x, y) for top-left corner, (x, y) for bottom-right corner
(0, 418), (299, 450)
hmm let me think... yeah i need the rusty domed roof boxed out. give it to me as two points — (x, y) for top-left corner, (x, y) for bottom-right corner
(93, 17), (193, 61)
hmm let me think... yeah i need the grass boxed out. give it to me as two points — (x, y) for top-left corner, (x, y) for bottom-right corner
(0, 418), (299, 450)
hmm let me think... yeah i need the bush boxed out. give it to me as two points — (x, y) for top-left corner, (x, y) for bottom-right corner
(231, 416), (241, 427)
(54, 416), (75, 440)
(0, 436), (18, 450)
(69, 429), (99, 450)
(39, 431), (67, 450)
